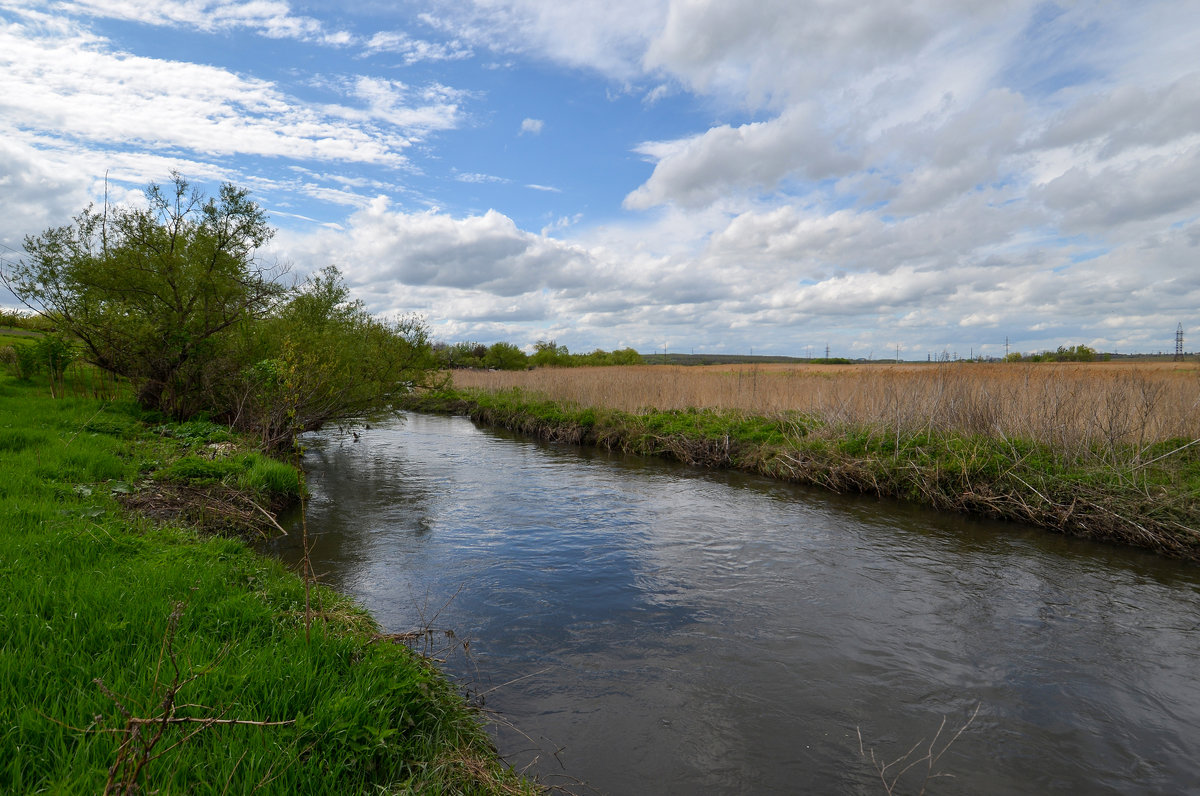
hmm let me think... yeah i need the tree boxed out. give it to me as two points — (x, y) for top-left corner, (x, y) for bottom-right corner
(484, 342), (528, 370)
(6, 175), (441, 450)
(216, 267), (439, 450)
(530, 339), (571, 367)
(6, 173), (286, 417)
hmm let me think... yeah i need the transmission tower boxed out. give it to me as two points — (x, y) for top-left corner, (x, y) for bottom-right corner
(1176, 323), (1185, 361)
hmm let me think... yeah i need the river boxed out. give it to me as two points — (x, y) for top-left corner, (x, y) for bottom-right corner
(269, 412), (1200, 794)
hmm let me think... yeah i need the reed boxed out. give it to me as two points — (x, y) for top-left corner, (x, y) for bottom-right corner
(453, 362), (1200, 465)
(421, 361), (1200, 558)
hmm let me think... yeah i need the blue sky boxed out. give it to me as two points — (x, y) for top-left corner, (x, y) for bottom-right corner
(2, 0), (1199, 358)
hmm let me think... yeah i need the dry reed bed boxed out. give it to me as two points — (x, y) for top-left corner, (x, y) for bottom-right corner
(454, 362), (1200, 463)
(422, 363), (1200, 558)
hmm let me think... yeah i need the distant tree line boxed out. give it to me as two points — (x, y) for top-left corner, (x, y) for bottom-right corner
(1003, 345), (1106, 363)
(434, 339), (644, 370)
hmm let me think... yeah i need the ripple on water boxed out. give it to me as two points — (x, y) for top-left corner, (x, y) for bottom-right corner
(267, 413), (1200, 796)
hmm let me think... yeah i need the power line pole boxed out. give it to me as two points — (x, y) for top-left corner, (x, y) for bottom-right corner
(1177, 323), (1185, 361)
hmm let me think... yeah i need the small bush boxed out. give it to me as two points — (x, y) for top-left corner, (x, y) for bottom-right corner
(12, 343), (40, 380)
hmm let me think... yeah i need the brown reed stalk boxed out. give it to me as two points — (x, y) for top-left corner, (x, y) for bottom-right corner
(452, 362), (1200, 459)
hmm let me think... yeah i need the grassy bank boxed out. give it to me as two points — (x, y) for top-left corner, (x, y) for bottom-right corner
(0, 373), (532, 794)
(402, 384), (1200, 561)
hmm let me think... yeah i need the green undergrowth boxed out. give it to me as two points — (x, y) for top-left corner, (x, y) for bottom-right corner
(404, 387), (1200, 561)
(0, 375), (533, 794)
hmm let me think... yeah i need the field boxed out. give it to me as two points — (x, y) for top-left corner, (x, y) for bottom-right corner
(453, 361), (1200, 463)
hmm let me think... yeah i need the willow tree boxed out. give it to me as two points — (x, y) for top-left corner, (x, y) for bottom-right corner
(216, 266), (441, 450)
(8, 173), (286, 417)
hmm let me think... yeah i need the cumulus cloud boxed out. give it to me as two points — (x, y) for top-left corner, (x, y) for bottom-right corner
(277, 198), (603, 299)
(5, 0), (1200, 356)
(0, 137), (95, 247)
(625, 107), (858, 209)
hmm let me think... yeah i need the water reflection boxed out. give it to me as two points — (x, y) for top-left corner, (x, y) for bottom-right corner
(268, 413), (1200, 795)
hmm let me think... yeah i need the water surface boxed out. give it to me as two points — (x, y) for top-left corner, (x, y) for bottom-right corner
(270, 413), (1200, 794)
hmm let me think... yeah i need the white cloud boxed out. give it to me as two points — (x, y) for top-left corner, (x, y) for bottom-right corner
(455, 171), (509, 184)
(0, 20), (424, 166)
(5, 0), (1200, 356)
(361, 30), (473, 63)
(419, 0), (665, 80)
(343, 77), (465, 132)
(624, 107), (858, 209)
(0, 136), (93, 248)
(40, 0), (350, 45)
(277, 198), (605, 300)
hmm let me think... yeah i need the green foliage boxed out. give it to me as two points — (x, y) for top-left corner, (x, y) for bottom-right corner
(237, 454), (302, 497)
(530, 339), (572, 368)
(155, 454), (247, 485)
(153, 451), (301, 498)
(2, 334), (77, 393)
(576, 347), (644, 366)
(433, 341), (489, 369)
(155, 418), (234, 446)
(435, 339), (643, 370)
(6, 177), (439, 450)
(0, 428), (49, 452)
(11, 341), (40, 380)
(1014, 344), (1099, 363)
(33, 333), (77, 396)
(8, 172), (285, 417)
(484, 341), (528, 370)
(0, 308), (53, 331)
(219, 266), (439, 450)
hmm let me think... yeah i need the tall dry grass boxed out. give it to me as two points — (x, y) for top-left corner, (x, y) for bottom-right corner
(453, 362), (1200, 462)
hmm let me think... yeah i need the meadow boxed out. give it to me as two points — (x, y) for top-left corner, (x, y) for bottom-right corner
(425, 361), (1200, 559)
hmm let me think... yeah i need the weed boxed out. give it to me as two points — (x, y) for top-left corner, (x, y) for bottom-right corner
(858, 704), (981, 795)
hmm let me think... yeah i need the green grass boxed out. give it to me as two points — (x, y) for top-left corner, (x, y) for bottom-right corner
(404, 387), (1200, 561)
(0, 373), (533, 795)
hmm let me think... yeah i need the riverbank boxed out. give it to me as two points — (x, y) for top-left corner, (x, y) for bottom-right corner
(401, 386), (1200, 561)
(0, 375), (534, 794)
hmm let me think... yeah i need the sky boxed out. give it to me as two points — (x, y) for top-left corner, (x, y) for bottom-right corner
(1, 1), (1199, 359)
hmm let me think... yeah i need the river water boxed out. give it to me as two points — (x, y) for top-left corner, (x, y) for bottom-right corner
(269, 412), (1200, 794)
